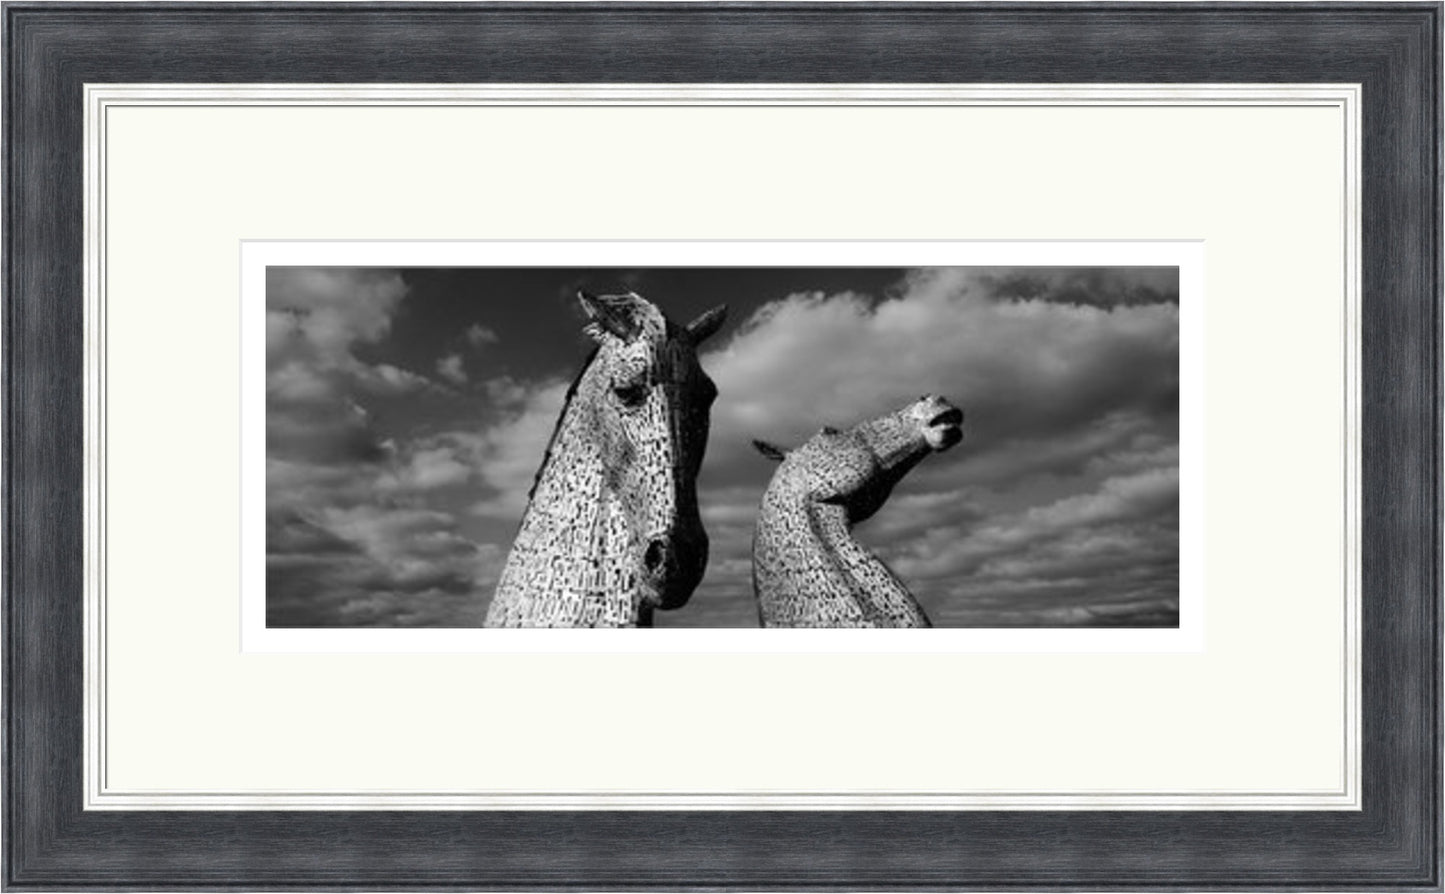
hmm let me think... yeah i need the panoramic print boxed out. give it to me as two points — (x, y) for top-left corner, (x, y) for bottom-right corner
(264, 266), (1180, 628)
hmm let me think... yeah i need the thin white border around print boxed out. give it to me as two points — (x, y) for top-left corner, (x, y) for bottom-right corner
(239, 239), (1205, 657)
(82, 84), (1361, 811)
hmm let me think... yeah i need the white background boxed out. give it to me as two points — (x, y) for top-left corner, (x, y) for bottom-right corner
(97, 98), (1351, 804)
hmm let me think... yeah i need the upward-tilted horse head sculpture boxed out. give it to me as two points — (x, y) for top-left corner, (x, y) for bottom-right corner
(751, 394), (964, 628)
(484, 291), (727, 627)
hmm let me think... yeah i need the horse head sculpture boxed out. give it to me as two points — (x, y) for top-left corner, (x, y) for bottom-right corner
(484, 290), (727, 627)
(751, 394), (964, 627)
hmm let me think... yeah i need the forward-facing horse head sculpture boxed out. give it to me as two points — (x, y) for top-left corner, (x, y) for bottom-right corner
(751, 394), (964, 628)
(484, 291), (727, 627)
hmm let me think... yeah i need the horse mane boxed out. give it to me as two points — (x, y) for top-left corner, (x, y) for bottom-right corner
(525, 345), (600, 504)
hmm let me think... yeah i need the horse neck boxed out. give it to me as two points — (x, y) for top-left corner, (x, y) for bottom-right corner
(811, 502), (927, 625)
(488, 396), (647, 627)
(758, 481), (928, 627)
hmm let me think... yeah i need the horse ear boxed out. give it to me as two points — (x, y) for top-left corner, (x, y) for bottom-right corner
(752, 440), (786, 462)
(685, 304), (728, 345)
(579, 290), (639, 342)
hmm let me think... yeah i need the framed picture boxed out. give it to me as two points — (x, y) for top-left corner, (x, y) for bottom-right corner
(5, 3), (1439, 889)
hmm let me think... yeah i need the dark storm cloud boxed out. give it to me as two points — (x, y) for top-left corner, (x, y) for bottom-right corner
(698, 267), (1178, 480)
(266, 553), (498, 627)
(265, 267), (499, 627)
(266, 268), (432, 464)
(267, 510), (361, 557)
(267, 479), (505, 627)
(267, 459), (508, 626)
(267, 506), (492, 627)
(266, 398), (387, 466)
(886, 466), (1179, 581)
(983, 266), (1179, 308)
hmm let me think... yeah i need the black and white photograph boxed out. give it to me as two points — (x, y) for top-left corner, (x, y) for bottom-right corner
(265, 265), (1181, 628)
(8, 5), (1436, 888)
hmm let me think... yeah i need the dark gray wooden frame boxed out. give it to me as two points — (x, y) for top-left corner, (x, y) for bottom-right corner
(4, 2), (1440, 889)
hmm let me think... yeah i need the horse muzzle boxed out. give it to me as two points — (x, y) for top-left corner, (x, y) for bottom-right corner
(639, 530), (707, 611)
(920, 398), (964, 452)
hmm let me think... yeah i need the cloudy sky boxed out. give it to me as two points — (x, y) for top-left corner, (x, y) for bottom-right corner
(266, 265), (1179, 628)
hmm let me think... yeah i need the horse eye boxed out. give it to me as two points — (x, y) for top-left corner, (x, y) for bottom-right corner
(613, 382), (649, 407)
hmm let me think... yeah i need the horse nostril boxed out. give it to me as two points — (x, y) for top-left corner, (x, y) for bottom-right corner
(644, 539), (667, 573)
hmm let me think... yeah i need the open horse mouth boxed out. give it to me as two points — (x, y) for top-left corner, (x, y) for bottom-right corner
(924, 406), (964, 451)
